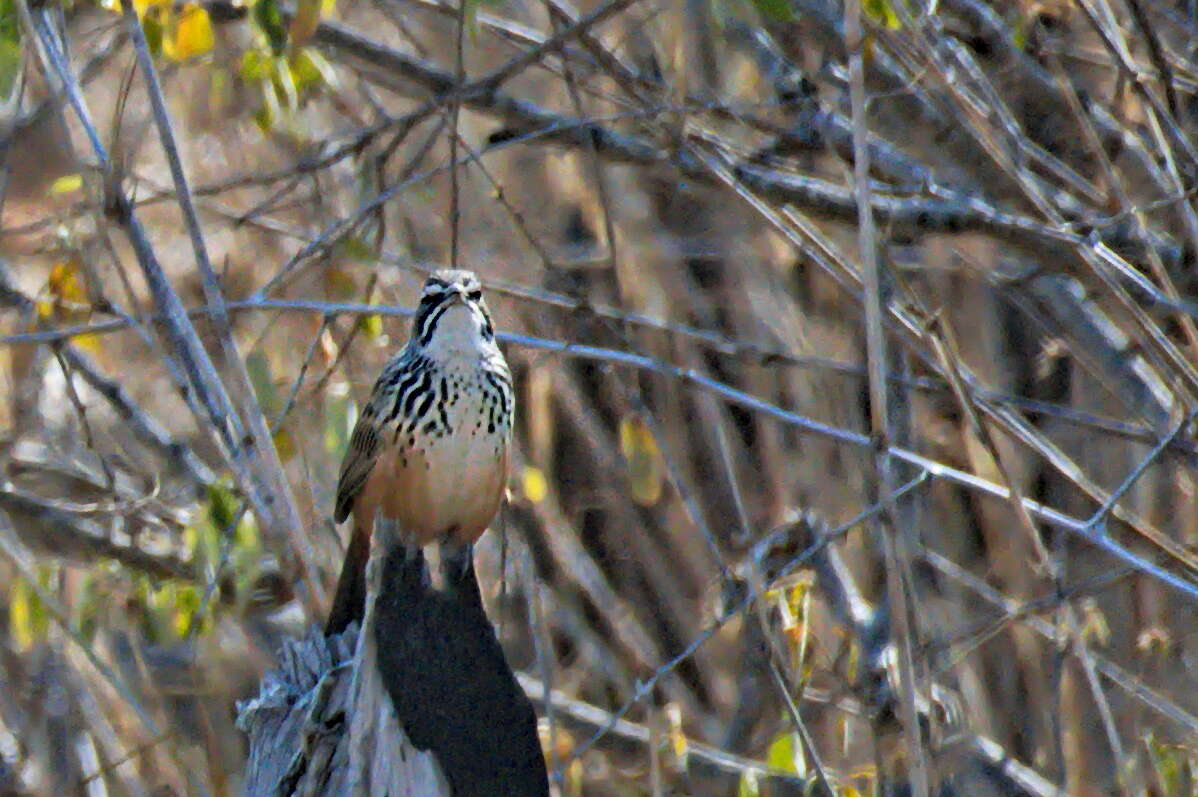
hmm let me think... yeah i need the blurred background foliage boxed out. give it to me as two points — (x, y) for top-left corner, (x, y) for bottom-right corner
(3, 0), (1198, 792)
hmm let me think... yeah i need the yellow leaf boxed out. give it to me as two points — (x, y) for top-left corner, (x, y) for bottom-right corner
(354, 281), (383, 339)
(863, 0), (902, 29)
(357, 312), (382, 339)
(172, 583), (202, 638)
(522, 466), (547, 504)
(536, 720), (582, 789)
(48, 259), (88, 308)
(164, 3), (214, 61)
(565, 760), (583, 793)
(43, 257), (94, 331)
(234, 509), (260, 552)
(290, 47), (334, 92)
(9, 578), (33, 652)
(9, 575), (49, 652)
(72, 331), (102, 354)
(133, 0), (169, 19)
(618, 415), (663, 506)
(48, 174), (82, 196)
(766, 731), (797, 773)
(182, 525), (199, 556)
(666, 703), (687, 761)
(240, 48), (274, 82)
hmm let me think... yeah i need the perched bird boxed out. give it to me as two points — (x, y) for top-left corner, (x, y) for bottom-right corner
(325, 269), (547, 796)
(325, 269), (514, 635)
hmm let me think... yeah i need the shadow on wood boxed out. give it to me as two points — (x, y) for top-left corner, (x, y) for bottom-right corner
(373, 542), (548, 797)
(238, 514), (547, 796)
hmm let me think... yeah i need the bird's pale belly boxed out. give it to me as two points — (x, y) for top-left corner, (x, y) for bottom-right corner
(362, 391), (509, 547)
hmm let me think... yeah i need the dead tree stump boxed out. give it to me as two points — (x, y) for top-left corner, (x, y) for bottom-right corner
(236, 622), (452, 796)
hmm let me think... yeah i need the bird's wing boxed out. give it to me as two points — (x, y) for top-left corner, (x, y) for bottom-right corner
(334, 416), (382, 523)
(334, 358), (409, 523)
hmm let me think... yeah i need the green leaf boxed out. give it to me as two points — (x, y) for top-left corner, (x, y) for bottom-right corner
(273, 427), (297, 462)
(863, 0), (901, 29)
(1144, 732), (1187, 796)
(253, 96), (275, 133)
(206, 481), (241, 532)
(141, 6), (166, 54)
(748, 0), (794, 22)
(463, 0), (483, 41)
(0, 40), (20, 100)
(766, 731), (797, 773)
(335, 235), (377, 263)
(0, 0), (20, 44)
(172, 583), (203, 638)
(272, 54), (299, 109)
(300, 47), (337, 88)
(240, 48), (274, 82)
(252, 0), (287, 54)
(289, 48), (326, 93)
(324, 391), (353, 462)
(75, 571), (103, 644)
(0, 0), (22, 102)
(246, 350), (280, 416)
(234, 506), (260, 553)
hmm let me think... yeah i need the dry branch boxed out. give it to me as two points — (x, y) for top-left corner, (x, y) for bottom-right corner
(309, 16), (1182, 272)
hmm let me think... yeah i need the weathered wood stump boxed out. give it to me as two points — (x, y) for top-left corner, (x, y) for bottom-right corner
(239, 515), (546, 796)
(237, 621), (452, 797)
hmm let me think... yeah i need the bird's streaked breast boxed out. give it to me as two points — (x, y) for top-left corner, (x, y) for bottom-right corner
(363, 357), (512, 545)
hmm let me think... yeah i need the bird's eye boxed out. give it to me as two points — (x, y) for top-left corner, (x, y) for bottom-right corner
(467, 289), (483, 302)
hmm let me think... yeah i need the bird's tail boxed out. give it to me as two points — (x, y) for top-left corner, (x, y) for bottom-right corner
(325, 522), (371, 635)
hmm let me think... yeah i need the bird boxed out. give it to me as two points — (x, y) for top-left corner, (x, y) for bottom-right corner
(325, 270), (546, 794)
(324, 268), (515, 636)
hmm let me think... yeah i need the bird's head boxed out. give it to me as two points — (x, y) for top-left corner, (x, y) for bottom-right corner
(412, 269), (496, 356)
